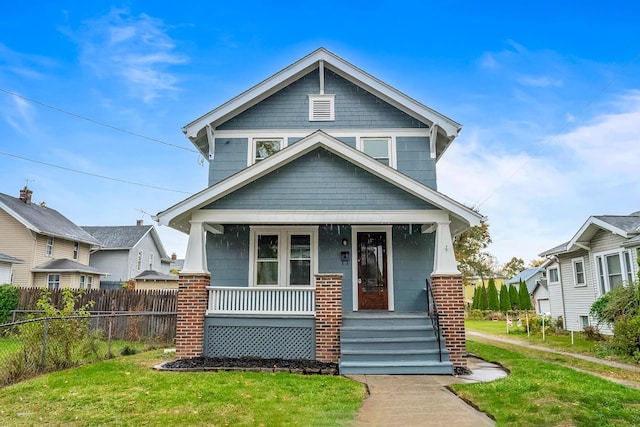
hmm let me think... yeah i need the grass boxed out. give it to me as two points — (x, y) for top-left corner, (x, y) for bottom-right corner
(452, 341), (640, 426)
(0, 350), (365, 426)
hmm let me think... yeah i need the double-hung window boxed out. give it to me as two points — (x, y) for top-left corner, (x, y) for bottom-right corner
(594, 249), (634, 295)
(572, 258), (586, 287)
(137, 250), (143, 271)
(87, 276), (93, 290)
(250, 227), (317, 287)
(149, 253), (154, 270)
(46, 236), (54, 257)
(79, 275), (86, 289)
(548, 267), (559, 284)
(360, 137), (391, 166)
(73, 242), (79, 260)
(47, 274), (60, 290)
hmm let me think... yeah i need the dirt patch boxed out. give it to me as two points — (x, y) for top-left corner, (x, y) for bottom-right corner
(158, 356), (339, 375)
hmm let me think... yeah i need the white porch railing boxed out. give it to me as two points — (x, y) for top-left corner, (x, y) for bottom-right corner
(207, 286), (315, 315)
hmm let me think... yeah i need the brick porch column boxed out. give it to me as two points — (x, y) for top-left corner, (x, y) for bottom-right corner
(315, 273), (343, 363)
(175, 273), (210, 359)
(431, 274), (466, 369)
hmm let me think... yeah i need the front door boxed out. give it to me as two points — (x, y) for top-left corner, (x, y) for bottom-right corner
(357, 232), (388, 310)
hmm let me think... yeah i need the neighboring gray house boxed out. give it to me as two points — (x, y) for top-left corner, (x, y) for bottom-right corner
(531, 278), (550, 315)
(540, 212), (640, 333)
(82, 222), (172, 289)
(505, 267), (545, 294)
(0, 253), (23, 284)
(155, 48), (483, 374)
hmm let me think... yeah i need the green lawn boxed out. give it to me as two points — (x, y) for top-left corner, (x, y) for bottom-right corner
(0, 350), (365, 427)
(453, 341), (640, 426)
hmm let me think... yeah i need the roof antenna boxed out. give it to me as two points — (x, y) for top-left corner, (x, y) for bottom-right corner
(24, 178), (35, 188)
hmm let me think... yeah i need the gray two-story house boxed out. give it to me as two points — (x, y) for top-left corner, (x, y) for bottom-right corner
(156, 48), (482, 374)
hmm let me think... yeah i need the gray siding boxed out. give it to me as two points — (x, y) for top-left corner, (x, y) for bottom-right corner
(318, 225), (353, 311)
(206, 225), (250, 286)
(396, 137), (437, 189)
(557, 250), (598, 332)
(392, 225), (433, 312)
(207, 148), (435, 211)
(591, 229), (628, 254)
(209, 138), (249, 186)
(217, 69), (428, 130)
(88, 250), (129, 283)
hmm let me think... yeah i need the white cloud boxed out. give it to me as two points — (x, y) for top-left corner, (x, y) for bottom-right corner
(517, 75), (563, 88)
(71, 8), (188, 102)
(1, 95), (37, 136)
(438, 91), (640, 266)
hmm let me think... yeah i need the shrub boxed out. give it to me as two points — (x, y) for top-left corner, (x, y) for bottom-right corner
(487, 279), (500, 311)
(610, 315), (640, 359)
(466, 309), (485, 320)
(0, 284), (19, 324)
(590, 285), (639, 326)
(583, 325), (604, 341)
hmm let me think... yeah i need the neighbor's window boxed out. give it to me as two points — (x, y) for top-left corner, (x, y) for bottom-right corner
(361, 138), (391, 166)
(73, 242), (79, 260)
(572, 258), (586, 287)
(79, 275), (85, 289)
(149, 253), (154, 270)
(251, 227), (316, 286)
(47, 274), (60, 290)
(87, 276), (93, 290)
(253, 138), (283, 163)
(46, 236), (54, 257)
(137, 250), (143, 271)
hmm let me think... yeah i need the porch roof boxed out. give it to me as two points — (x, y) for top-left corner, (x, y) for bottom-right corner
(155, 131), (483, 235)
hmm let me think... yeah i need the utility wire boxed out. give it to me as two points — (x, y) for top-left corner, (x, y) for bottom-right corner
(0, 150), (193, 195)
(473, 50), (640, 210)
(0, 87), (199, 153)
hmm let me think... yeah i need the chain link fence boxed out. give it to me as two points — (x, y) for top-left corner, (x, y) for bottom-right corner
(0, 312), (176, 387)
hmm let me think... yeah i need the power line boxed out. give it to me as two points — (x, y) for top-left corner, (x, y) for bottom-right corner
(474, 50), (640, 209)
(0, 87), (199, 154)
(0, 150), (193, 195)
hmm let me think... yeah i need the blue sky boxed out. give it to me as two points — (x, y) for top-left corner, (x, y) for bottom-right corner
(1, 1), (639, 266)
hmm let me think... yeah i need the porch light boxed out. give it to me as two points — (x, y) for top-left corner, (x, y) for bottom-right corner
(342, 238), (349, 246)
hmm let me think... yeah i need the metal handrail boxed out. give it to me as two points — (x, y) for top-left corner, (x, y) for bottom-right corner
(425, 279), (442, 362)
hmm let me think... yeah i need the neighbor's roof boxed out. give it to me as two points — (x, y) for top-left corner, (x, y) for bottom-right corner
(0, 192), (101, 246)
(134, 270), (178, 281)
(505, 267), (544, 286)
(31, 258), (107, 275)
(183, 47), (462, 162)
(0, 253), (24, 264)
(82, 225), (169, 260)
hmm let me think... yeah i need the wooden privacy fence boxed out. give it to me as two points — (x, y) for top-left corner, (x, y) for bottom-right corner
(17, 288), (177, 312)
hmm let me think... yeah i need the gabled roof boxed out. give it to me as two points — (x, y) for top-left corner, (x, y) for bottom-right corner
(505, 267), (544, 287)
(155, 130), (483, 233)
(183, 47), (462, 161)
(0, 253), (24, 264)
(0, 192), (101, 246)
(82, 225), (169, 260)
(134, 270), (178, 281)
(540, 211), (640, 256)
(32, 258), (107, 275)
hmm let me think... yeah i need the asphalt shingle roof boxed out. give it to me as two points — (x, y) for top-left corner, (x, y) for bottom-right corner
(81, 225), (153, 249)
(594, 213), (640, 233)
(0, 192), (101, 245)
(32, 258), (105, 274)
(0, 253), (24, 264)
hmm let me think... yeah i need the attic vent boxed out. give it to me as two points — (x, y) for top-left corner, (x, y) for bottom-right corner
(308, 94), (335, 121)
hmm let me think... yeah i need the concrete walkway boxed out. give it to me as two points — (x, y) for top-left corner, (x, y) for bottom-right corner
(348, 357), (506, 426)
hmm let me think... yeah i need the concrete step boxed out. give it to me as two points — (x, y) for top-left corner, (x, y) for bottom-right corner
(339, 360), (454, 375)
(341, 324), (435, 339)
(341, 336), (441, 351)
(340, 348), (447, 363)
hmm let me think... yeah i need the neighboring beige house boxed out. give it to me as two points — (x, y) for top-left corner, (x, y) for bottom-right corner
(132, 270), (178, 290)
(0, 187), (105, 289)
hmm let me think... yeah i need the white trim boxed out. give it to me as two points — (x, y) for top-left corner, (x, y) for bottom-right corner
(351, 226), (394, 312)
(592, 248), (634, 296)
(547, 264), (560, 285)
(357, 136), (396, 169)
(571, 257), (586, 287)
(308, 94), (335, 121)
(213, 128), (429, 138)
(249, 226), (318, 287)
(248, 137), (286, 165)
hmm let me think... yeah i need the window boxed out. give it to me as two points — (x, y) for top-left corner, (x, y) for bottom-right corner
(253, 138), (283, 163)
(548, 267), (559, 284)
(308, 94), (335, 121)
(572, 258), (586, 286)
(594, 249), (634, 295)
(79, 275), (85, 289)
(580, 315), (590, 329)
(149, 253), (154, 270)
(250, 227), (317, 286)
(46, 236), (54, 257)
(361, 138), (391, 166)
(137, 250), (143, 271)
(73, 242), (79, 260)
(47, 274), (60, 290)
(87, 276), (93, 290)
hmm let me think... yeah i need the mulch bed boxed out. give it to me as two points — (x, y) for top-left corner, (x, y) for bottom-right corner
(158, 356), (339, 375)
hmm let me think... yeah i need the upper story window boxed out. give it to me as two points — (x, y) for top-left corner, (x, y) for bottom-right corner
(548, 266), (559, 284)
(252, 138), (284, 164)
(73, 242), (79, 260)
(361, 138), (391, 166)
(46, 236), (54, 257)
(137, 250), (143, 271)
(595, 249), (635, 295)
(149, 253), (154, 270)
(308, 94), (335, 121)
(572, 258), (586, 287)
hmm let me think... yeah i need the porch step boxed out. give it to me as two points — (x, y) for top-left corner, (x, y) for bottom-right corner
(339, 313), (451, 375)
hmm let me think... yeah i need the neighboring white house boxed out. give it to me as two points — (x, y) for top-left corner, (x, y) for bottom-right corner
(82, 222), (173, 289)
(539, 211), (640, 333)
(0, 253), (23, 284)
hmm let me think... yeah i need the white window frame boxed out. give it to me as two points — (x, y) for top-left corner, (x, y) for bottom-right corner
(580, 315), (590, 329)
(87, 276), (93, 290)
(47, 274), (60, 290)
(73, 242), (79, 260)
(572, 257), (586, 287)
(79, 275), (85, 289)
(149, 253), (154, 270)
(137, 250), (143, 271)
(548, 265), (560, 284)
(249, 138), (286, 165)
(46, 236), (54, 257)
(248, 226), (318, 287)
(593, 248), (635, 296)
(357, 136), (396, 168)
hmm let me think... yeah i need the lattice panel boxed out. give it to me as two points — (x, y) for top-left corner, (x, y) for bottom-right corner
(205, 325), (314, 359)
